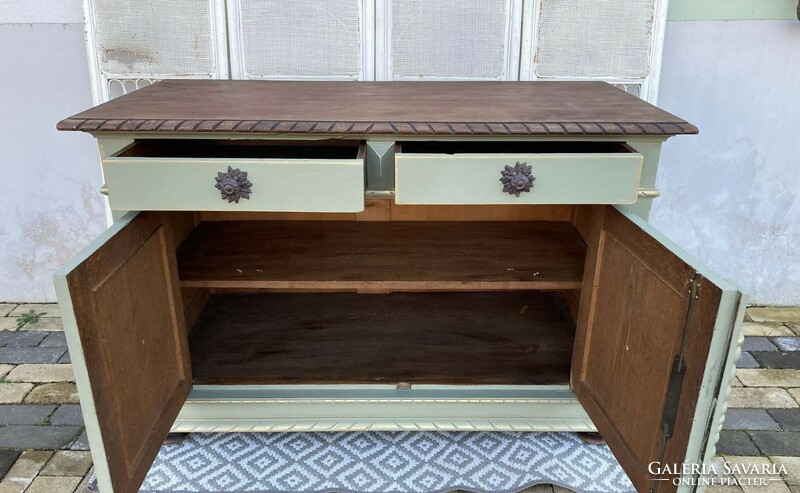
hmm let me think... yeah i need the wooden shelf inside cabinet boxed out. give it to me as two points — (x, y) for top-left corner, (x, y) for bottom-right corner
(177, 221), (587, 291)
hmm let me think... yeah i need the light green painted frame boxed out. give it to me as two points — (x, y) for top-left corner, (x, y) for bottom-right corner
(667, 0), (798, 21)
(174, 385), (595, 433)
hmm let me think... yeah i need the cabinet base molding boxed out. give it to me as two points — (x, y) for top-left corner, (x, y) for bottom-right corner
(172, 385), (596, 433)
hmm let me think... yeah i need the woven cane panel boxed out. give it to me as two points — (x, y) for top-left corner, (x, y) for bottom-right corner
(390, 0), (511, 79)
(239, 0), (362, 78)
(535, 0), (655, 79)
(91, 0), (216, 77)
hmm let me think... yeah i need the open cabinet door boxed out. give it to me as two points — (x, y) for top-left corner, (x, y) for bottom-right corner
(572, 206), (743, 493)
(55, 212), (192, 493)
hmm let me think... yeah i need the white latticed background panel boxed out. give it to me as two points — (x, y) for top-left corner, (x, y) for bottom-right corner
(91, 0), (217, 76)
(383, 0), (521, 80)
(231, 0), (365, 79)
(85, 0), (228, 102)
(85, 0), (665, 102)
(533, 0), (656, 79)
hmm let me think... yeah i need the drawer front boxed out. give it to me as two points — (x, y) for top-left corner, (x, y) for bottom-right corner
(104, 154), (365, 213)
(395, 152), (643, 205)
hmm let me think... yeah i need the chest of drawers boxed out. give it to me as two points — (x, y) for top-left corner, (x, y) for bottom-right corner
(56, 80), (743, 493)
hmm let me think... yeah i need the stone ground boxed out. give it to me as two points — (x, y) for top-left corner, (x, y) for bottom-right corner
(0, 304), (797, 492)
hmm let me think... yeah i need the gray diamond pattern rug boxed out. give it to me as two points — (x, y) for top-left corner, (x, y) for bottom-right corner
(126, 432), (634, 493)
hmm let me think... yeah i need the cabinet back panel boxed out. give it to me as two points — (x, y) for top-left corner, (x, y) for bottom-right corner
(176, 220), (586, 291)
(398, 141), (631, 154)
(197, 200), (576, 222)
(189, 291), (575, 385)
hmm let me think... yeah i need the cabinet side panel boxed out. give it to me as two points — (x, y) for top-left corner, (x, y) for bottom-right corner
(680, 292), (745, 493)
(166, 212), (210, 331)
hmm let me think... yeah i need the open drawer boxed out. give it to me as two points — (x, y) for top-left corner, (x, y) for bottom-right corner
(395, 141), (644, 205)
(104, 139), (366, 212)
(54, 205), (743, 493)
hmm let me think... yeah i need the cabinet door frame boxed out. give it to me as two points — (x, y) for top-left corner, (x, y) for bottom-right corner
(55, 211), (192, 493)
(573, 205), (744, 492)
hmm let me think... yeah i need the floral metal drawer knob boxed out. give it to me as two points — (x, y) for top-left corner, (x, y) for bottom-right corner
(500, 161), (535, 196)
(215, 166), (252, 203)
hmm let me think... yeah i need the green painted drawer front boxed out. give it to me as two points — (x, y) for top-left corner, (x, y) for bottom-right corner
(395, 150), (643, 205)
(104, 146), (366, 213)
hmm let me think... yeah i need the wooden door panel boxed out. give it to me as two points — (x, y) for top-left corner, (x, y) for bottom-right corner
(55, 212), (191, 493)
(573, 206), (734, 493)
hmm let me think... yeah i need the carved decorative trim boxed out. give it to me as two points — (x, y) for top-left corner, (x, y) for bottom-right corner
(707, 334), (745, 459)
(57, 118), (699, 136)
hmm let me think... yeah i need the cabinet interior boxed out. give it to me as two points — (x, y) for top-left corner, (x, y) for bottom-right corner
(115, 139), (633, 159)
(168, 202), (592, 387)
(397, 140), (633, 154)
(115, 139), (362, 159)
(189, 291), (575, 385)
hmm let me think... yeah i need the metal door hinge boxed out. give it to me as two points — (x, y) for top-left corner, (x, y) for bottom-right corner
(661, 355), (686, 438)
(654, 274), (702, 491)
(654, 353), (687, 492)
(689, 278), (701, 300)
(660, 276), (702, 437)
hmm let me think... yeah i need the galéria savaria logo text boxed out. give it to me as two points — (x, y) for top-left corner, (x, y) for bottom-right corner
(649, 461), (789, 487)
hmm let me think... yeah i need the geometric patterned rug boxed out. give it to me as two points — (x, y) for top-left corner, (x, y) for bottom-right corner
(129, 432), (634, 493)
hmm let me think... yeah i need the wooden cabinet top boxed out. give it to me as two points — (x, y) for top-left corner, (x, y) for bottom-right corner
(58, 80), (697, 137)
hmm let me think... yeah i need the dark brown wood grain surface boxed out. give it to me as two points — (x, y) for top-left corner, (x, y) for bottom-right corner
(176, 220), (586, 291)
(58, 80), (697, 136)
(189, 291), (575, 385)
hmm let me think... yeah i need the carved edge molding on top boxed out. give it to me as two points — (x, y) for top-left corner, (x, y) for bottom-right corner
(57, 119), (699, 136)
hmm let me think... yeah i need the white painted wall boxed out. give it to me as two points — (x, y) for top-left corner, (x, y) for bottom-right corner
(0, 2), (798, 305)
(0, 0), (83, 23)
(653, 20), (800, 305)
(0, 2), (107, 302)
